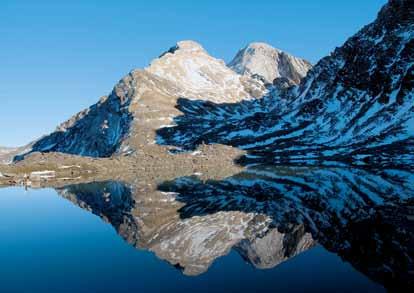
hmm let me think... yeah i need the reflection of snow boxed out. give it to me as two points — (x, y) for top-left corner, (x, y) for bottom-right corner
(30, 170), (56, 179)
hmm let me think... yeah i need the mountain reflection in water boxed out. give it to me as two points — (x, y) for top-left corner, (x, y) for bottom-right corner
(55, 164), (414, 290)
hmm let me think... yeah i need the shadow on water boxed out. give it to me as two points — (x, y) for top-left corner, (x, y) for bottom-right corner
(55, 163), (414, 291)
(58, 181), (134, 229)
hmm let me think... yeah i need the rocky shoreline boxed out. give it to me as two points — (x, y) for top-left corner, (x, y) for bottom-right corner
(0, 144), (245, 188)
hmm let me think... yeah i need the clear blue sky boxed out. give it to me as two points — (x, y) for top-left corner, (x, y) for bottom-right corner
(0, 0), (386, 147)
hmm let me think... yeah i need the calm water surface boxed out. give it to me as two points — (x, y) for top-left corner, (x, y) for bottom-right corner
(1, 164), (413, 292)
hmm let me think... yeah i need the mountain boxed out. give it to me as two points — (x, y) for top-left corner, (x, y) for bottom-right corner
(12, 39), (311, 162)
(158, 0), (414, 164)
(9, 0), (413, 165)
(14, 41), (269, 161)
(146, 40), (265, 102)
(228, 42), (312, 85)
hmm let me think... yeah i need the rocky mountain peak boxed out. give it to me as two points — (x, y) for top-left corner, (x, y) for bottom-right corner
(157, 40), (207, 58)
(145, 40), (261, 102)
(12, 39), (267, 161)
(228, 42), (312, 84)
(175, 40), (206, 53)
(380, 0), (414, 22)
(244, 42), (282, 54)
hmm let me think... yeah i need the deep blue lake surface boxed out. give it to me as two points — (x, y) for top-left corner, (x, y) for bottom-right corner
(0, 186), (387, 293)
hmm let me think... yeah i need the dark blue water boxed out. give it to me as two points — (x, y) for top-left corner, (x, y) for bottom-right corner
(0, 186), (384, 293)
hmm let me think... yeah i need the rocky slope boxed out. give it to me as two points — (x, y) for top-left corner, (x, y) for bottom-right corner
(0, 147), (16, 164)
(228, 42), (312, 85)
(13, 41), (272, 161)
(0, 145), (35, 164)
(10, 36), (314, 162)
(146, 40), (265, 102)
(158, 0), (414, 164)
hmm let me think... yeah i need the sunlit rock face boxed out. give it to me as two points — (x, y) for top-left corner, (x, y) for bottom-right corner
(157, 0), (414, 164)
(55, 161), (414, 289)
(228, 42), (312, 85)
(146, 40), (265, 103)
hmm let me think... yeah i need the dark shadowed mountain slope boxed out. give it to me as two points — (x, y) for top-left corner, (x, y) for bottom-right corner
(157, 0), (414, 164)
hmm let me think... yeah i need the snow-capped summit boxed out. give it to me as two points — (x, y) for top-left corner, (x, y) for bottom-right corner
(146, 40), (264, 103)
(13, 40), (267, 160)
(167, 40), (206, 53)
(228, 42), (312, 85)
